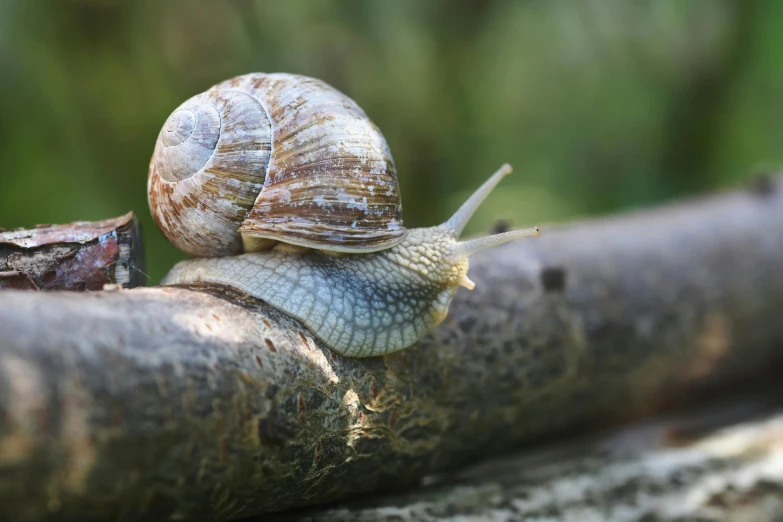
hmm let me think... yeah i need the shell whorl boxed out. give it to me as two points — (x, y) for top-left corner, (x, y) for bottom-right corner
(148, 73), (405, 257)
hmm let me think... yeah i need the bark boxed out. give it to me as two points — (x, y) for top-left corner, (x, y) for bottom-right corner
(267, 398), (783, 521)
(0, 178), (782, 521)
(0, 212), (145, 290)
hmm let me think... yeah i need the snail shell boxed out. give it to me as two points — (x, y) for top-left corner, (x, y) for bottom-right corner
(148, 73), (405, 257)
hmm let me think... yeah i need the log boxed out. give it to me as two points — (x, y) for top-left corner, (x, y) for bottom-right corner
(0, 212), (146, 290)
(0, 177), (782, 521)
(267, 398), (783, 521)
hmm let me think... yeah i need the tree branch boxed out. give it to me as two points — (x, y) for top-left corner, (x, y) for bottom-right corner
(0, 178), (782, 521)
(0, 212), (145, 290)
(267, 398), (783, 521)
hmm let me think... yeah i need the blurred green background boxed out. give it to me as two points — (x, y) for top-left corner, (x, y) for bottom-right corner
(0, 0), (780, 283)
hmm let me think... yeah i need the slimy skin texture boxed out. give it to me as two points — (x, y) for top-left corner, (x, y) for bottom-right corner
(163, 226), (469, 357)
(161, 164), (540, 357)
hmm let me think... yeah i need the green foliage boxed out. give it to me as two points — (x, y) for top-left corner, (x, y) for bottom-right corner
(0, 0), (779, 283)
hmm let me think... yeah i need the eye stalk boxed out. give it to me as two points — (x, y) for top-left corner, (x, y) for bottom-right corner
(446, 163), (514, 236)
(445, 164), (540, 263)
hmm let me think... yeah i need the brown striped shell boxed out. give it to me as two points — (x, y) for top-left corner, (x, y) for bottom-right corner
(148, 73), (405, 257)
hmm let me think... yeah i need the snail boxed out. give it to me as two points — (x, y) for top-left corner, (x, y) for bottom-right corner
(149, 73), (539, 357)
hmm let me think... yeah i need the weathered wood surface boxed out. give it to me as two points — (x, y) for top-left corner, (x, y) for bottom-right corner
(0, 212), (145, 290)
(269, 399), (783, 522)
(0, 178), (782, 521)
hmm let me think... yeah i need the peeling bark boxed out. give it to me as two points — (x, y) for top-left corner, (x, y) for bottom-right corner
(0, 212), (145, 290)
(0, 178), (782, 521)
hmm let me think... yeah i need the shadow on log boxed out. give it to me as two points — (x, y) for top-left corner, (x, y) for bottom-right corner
(0, 178), (782, 521)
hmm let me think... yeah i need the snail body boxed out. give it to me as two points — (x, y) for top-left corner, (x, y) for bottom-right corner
(163, 226), (464, 357)
(150, 73), (539, 357)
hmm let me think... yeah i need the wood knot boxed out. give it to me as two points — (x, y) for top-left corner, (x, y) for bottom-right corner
(540, 266), (567, 293)
(489, 219), (511, 234)
(748, 173), (776, 197)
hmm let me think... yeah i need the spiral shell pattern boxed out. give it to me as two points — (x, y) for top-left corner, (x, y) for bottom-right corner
(148, 73), (405, 257)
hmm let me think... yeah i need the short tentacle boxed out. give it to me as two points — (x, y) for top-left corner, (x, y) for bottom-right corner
(451, 227), (540, 261)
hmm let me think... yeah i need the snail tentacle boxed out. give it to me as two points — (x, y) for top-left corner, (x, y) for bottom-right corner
(451, 227), (540, 261)
(444, 163), (513, 236)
